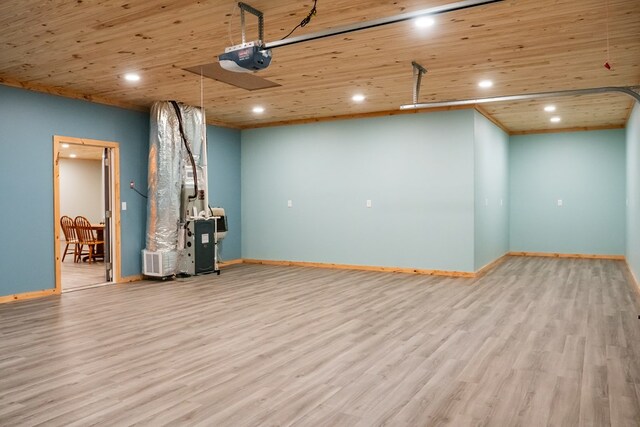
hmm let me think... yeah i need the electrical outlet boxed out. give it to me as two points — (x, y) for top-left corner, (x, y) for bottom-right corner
(557, 199), (563, 207)
(122, 202), (127, 211)
(366, 199), (372, 208)
(287, 200), (293, 208)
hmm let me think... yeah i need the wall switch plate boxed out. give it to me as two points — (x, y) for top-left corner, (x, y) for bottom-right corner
(366, 199), (372, 208)
(287, 200), (293, 208)
(557, 199), (563, 207)
(122, 202), (127, 211)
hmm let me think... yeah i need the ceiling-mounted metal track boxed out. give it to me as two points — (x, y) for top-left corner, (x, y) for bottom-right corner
(400, 86), (640, 110)
(264, 0), (504, 50)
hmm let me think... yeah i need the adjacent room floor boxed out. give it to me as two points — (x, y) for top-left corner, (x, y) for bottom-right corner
(61, 258), (106, 291)
(1, 257), (639, 425)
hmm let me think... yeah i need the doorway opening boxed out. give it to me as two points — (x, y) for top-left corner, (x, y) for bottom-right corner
(53, 136), (122, 293)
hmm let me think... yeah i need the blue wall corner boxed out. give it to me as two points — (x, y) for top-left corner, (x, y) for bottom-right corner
(473, 111), (509, 270)
(207, 125), (242, 260)
(627, 105), (640, 280)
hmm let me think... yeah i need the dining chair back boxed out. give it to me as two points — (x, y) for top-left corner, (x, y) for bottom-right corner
(60, 215), (81, 262)
(74, 216), (103, 263)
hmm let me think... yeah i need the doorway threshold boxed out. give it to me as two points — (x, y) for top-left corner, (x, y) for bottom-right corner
(62, 282), (114, 293)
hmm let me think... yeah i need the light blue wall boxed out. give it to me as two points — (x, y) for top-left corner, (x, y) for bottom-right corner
(1, 81), (632, 298)
(0, 85), (242, 298)
(474, 112), (509, 270)
(627, 105), (640, 280)
(0, 84), (149, 296)
(241, 110), (477, 272)
(510, 129), (626, 255)
(207, 125), (241, 260)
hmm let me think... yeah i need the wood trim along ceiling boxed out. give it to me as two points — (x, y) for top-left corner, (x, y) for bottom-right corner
(245, 104), (474, 129)
(509, 124), (625, 136)
(0, 78), (240, 130)
(2, 76), (629, 135)
(0, 76), (146, 113)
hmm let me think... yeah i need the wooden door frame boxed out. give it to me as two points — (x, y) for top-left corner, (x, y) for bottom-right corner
(53, 135), (122, 293)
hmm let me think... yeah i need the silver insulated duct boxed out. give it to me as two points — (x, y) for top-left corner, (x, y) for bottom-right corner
(144, 101), (206, 277)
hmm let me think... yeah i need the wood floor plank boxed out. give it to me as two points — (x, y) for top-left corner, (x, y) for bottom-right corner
(1, 257), (639, 425)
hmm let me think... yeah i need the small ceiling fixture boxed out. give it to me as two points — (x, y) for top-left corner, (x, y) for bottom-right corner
(478, 80), (493, 88)
(415, 16), (435, 28)
(252, 106), (265, 114)
(550, 116), (561, 123)
(61, 143), (70, 148)
(69, 153), (77, 158)
(352, 94), (366, 102)
(544, 105), (556, 112)
(124, 73), (141, 82)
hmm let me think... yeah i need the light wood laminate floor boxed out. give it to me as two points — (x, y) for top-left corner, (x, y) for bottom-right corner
(1, 257), (639, 426)
(61, 259), (106, 291)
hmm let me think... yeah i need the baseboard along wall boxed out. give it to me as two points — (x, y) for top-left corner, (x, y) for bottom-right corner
(1, 255), (634, 304)
(508, 251), (625, 260)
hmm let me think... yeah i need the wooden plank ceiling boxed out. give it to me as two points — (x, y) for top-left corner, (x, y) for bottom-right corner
(0, 0), (638, 132)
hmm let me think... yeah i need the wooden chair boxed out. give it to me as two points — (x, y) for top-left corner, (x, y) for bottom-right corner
(74, 216), (104, 264)
(60, 215), (82, 262)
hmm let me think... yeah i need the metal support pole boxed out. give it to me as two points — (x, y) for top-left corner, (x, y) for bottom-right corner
(412, 62), (428, 105)
(238, 2), (264, 42)
(240, 6), (246, 44)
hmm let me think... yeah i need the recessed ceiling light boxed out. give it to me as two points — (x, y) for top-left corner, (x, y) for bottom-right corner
(544, 105), (556, 112)
(61, 143), (70, 148)
(124, 73), (140, 82)
(415, 16), (435, 28)
(352, 94), (366, 102)
(69, 153), (77, 158)
(478, 80), (493, 88)
(252, 106), (265, 114)
(550, 116), (561, 123)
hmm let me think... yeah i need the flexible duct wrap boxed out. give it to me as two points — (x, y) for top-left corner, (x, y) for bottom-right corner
(145, 101), (205, 276)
